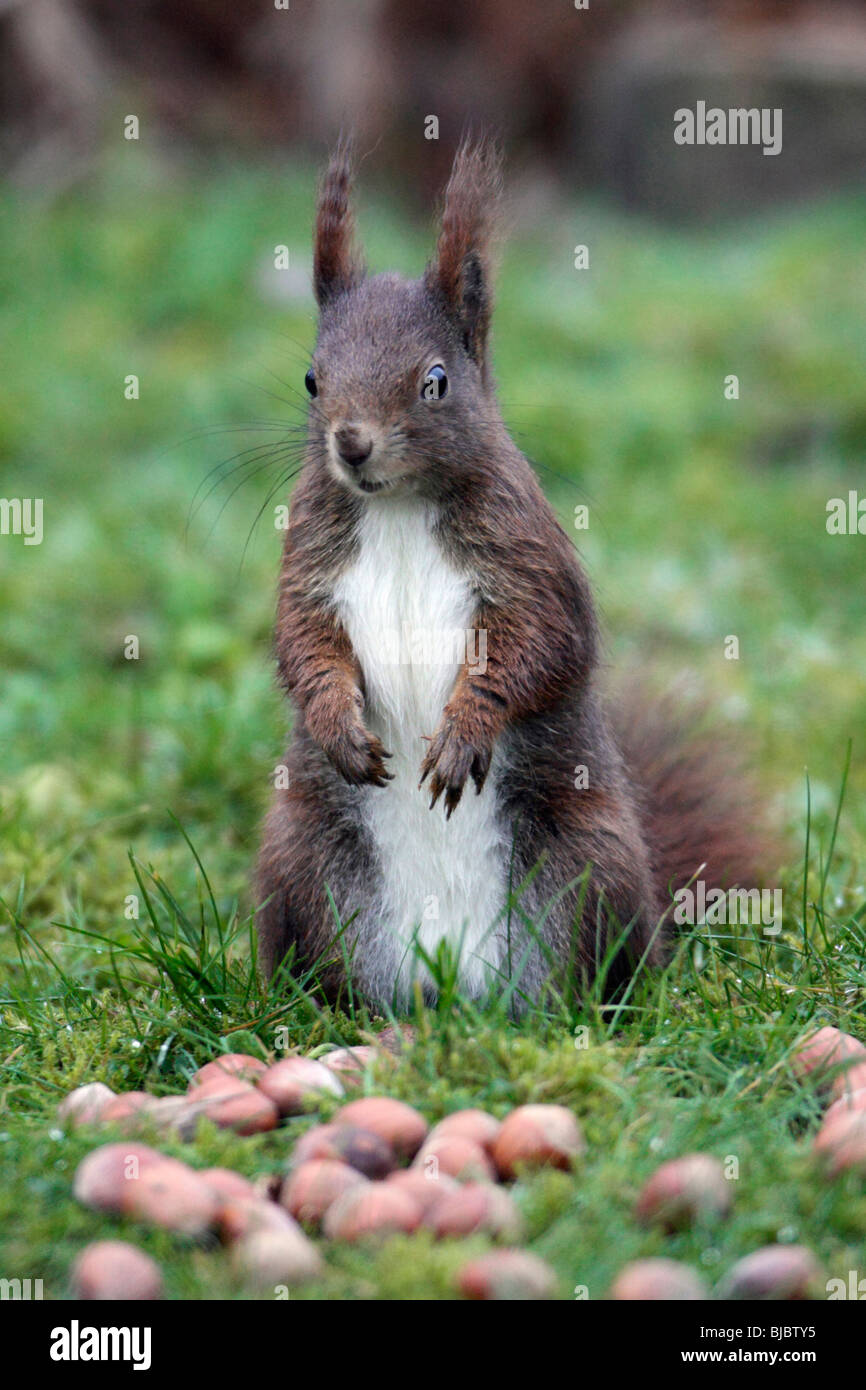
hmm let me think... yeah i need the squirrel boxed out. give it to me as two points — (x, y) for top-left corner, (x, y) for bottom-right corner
(255, 138), (774, 1011)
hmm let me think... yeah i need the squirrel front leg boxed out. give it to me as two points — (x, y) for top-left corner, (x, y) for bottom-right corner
(277, 596), (392, 788)
(420, 594), (593, 817)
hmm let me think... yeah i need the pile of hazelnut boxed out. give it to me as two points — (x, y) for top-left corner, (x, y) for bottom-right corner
(61, 1021), (864, 1301)
(64, 1045), (578, 1300)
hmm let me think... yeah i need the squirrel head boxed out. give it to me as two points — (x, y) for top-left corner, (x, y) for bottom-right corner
(306, 136), (503, 499)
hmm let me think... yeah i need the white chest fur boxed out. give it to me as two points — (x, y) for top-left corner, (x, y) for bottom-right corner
(333, 498), (508, 999)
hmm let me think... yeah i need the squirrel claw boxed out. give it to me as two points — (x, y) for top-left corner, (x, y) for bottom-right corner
(419, 714), (491, 817)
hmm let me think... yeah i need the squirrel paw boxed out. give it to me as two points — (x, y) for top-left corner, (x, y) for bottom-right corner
(419, 715), (491, 818)
(331, 721), (393, 787)
(306, 689), (393, 788)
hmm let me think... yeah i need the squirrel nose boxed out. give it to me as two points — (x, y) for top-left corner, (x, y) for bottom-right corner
(334, 426), (373, 468)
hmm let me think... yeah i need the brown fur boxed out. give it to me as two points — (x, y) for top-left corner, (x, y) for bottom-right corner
(424, 137), (503, 380)
(313, 136), (365, 307)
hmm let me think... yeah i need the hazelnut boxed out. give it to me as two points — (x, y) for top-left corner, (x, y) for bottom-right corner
(610, 1258), (708, 1301)
(413, 1135), (496, 1183)
(636, 1153), (732, 1230)
(125, 1160), (221, 1236)
(458, 1250), (557, 1300)
(335, 1097), (428, 1161)
(233, 1226), (323, 1288)
(58, 1083), (116, 1128)
(792, 1026), (866, 1098)
(428, 1109), (501, 1153)
(190, 1053), (268, 1088)
(71, 1241), (162, 1300)
(720, 1245), (818, 1300)
(281, 1159), (368, 1227)
(385, 1168), (460, 1217)
(257, 1057), (344, 1116)
(73, 1142), (165, 1213)
(291, 1123), (397, 1178)
(426, 1182), (523, 1241)
(492, 1105), (585, 1179)
(323, 1182), (423, 1241)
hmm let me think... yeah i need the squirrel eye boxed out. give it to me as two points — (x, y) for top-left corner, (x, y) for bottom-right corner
(304, 368), (318, 398)
(421, 364), (447, 402)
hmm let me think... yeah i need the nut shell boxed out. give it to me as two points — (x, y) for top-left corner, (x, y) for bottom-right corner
(201, 1167), (258, 1204)
(822, 1087), (866, 1129)
(190, 1053), (268, 1088)
(291, 1123), (397, 1178)
(71, 1240), (163, 1301)
(58, 1083), (116, 1128)
(426, 1182), (523, 1241)
(492, 1105), (585, 1179)
(233, 1225), (323, 1288)
(610, 1258), (708, 1301)
(636, 1153), (732, 1230)
(458, 1250), (557, 1301)
(218, 1196), (299, 1244)
(281, 1159), (368, 1227)
(73, 1142), (166, 1213)
(814, 1109), (866, 1175)
(428, 1109), (501, 1153)
(721, 1245), (818, 1300)
(792, 1026), (866, 1098)
(323, 1181), (423, 1241)
(98, 1092), (154, 1132)
(385, 1168), (459, 1216)
(258, 1057), (344, 1116)
(413, 1135), (496, 1182)
(125, 1160), (222, 1236)
(335, 1097), (428, 1161)
(320, 1045), (381, 1076)
(186, 1078), (279, 1135)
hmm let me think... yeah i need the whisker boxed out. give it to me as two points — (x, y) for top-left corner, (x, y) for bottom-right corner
(202, 444), (311, 545)
(187, 437), (305, 530)
(237, 460), (315, 575)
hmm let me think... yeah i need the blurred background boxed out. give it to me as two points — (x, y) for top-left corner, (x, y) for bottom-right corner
(1, 0), (865, 942)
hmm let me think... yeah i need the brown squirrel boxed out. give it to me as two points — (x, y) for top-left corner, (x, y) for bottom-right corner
(255, 138), (773, 1010)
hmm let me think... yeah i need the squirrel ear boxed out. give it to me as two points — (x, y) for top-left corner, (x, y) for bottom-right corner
(426, 138), (502, 372)
(313, 137), (365, 307)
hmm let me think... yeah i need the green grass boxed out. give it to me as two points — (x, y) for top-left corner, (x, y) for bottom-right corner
(1, 147), (865, 1299)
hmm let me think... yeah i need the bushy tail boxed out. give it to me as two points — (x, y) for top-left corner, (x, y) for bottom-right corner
(609, 685), (783, 911)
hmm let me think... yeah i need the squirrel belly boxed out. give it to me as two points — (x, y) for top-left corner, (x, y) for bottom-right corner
(332, 497), (511, 1003)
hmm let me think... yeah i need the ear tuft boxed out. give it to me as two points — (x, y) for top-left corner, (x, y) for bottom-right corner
(313, 136), (365, 307)
(426, 137), (503, 373)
